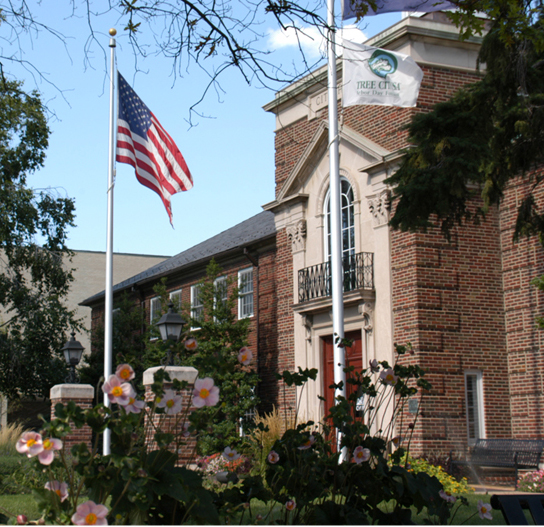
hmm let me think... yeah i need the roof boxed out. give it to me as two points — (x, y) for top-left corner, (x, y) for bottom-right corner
(81, 210), (276, 306)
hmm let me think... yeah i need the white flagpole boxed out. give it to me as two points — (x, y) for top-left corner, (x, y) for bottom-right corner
(103, 28), (117, 456)
(326, 0), (347, 460)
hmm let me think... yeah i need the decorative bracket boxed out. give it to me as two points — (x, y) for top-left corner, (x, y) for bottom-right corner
(287, 219), (307, 252)
(367, 190), (391, 227)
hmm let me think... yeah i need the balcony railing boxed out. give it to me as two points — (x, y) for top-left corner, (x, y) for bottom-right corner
(298, 252), (374, 303)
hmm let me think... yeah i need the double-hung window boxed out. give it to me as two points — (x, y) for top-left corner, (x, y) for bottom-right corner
(150, 297), (162, 323)
(149, 297), (162, 340)
(238, 268), (254, 319)
(169, 289), (182, 311)
(214, 277), (228, 321)
(465, 371), (485, 446)
(191, 285), (203, 329)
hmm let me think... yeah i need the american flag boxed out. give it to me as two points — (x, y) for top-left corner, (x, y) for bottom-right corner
(116, 72), (193, 225)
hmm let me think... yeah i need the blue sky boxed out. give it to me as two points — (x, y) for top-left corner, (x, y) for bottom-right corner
(10, 1), (402, 257)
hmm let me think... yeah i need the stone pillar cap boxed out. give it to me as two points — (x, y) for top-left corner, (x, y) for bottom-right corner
(50, 384), (94, 400)
(143, 366), (198, 386)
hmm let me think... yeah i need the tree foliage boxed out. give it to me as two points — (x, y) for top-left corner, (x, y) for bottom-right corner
(386, 2), (544, 244)
(78, 293), (147, 390)
(182, 260), (259, 455)
(0, 79), (78, 399)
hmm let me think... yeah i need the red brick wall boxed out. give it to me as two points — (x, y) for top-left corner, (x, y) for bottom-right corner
(500, 172), (544, 438)
(263, 228), (296, 419)
(50, 397), (93, 452)
(391, 202), (510, 457)
(144, 382), (197, 465)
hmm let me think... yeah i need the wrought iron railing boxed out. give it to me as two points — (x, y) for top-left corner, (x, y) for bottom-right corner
(298, 252), (374, 303)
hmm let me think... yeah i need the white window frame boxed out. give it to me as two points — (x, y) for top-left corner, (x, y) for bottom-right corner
(464, 370), (486, 446)
(169, 289), (182, 311)
(238, 268), (254, 319)
(191, 285), (203, 330)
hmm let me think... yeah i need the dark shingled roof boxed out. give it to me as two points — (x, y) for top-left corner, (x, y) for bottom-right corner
(81, 211), (276, 305)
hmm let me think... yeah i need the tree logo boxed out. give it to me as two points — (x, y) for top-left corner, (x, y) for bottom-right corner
(368, 50), (398, 79)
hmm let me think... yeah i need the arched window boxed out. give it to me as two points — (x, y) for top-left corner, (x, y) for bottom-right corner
(324, 178), (355, 261)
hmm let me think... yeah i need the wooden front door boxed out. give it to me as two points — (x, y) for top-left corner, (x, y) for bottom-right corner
(322, 331), (363, 419)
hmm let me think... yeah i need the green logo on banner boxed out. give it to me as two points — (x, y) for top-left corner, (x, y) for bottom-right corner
(368, 50), (398, 79)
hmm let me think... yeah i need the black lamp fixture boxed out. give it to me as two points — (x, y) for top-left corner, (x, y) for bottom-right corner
(156, 302), (185, 342)
(62, 332), (85, 383)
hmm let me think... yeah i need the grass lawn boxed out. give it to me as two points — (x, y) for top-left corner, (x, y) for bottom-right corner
(0, 491), (518, 525)
(0, 494), (40, 523)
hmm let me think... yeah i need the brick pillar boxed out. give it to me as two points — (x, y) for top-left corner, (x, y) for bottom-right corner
(50, 384), (94, 452)
(143, 366), (198, 465)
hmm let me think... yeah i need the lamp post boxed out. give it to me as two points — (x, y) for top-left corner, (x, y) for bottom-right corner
(62, 332), (85, 384)
(156, 302), (185, 365)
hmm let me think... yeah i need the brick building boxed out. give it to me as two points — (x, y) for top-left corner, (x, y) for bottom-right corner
(84, 13), (544, 458)
(81, 212), (279, 402)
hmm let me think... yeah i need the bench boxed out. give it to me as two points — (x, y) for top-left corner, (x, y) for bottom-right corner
(491, 494), (544, 525)
(449, 439), (544, 489)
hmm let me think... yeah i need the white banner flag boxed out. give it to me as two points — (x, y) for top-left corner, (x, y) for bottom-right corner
(342, 41), (423, 108)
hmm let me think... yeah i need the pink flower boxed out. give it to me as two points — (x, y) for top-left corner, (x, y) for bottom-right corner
(182, 421), (191, 438)
(222, 446), (241, 462)
(298, 435), (316, 450)
(184, 338), (198, 351)
(16, 432), (43, 457)
(124, 395), (146, 414)
(267, 450), (280, 464)
(45, 480), (68, 502)
(71, 500), (109, 525)
(380, 368), (398, 386)
(102, 375), (133, 405)
(156, 389), (183, 415)
(352, 446), (370, 464)
(115, 364), (135, 382)
(285, 500), (296, 511)
(38, 437), (62, 465)
(439, 489), (457, 503)
(237, 347), (253, 365)
(193, 377), (220, 407)
(477, 500), (493, 520)
(369, 359), (379, 372)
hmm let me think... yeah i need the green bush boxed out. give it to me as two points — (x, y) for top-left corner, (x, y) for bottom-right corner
(0, 455), (50, 495)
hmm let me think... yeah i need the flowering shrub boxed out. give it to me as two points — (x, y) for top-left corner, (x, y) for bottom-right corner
(398, 454), (474, 496)
(12, 364), (225, 525)
(9, 339), (493, 525)
(518, 469), (544, 493)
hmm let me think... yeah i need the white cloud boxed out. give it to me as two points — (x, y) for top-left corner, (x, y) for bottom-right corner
(266, 24), (367, 59)
(266, 24), (328, 59)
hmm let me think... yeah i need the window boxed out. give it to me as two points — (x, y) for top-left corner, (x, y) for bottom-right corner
(239, 387), (257, 438)
(169, 289), (182, 310)
(150, 297), (162, 324)
(149, 296), (162, 340)
(191, 285), (203, 329)
(324, 177), (355, 262)
(465, 371), (485, 446)
(238, 268), (254, 319)
(214, 277), (228, 321)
